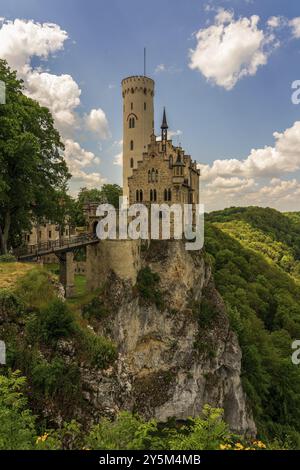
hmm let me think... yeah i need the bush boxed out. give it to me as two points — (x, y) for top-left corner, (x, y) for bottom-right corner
(31, 357), (81, 404)
(0, 371), (37, 450)
(137, 267), (163, 309)
(79, 330), (117, 369)
(0, 254), (16, 263)
(0, 290), (24, 320)
(82, 298), (110, 321)
(85, 412), (158, 450)
(26, 299), (75, 345)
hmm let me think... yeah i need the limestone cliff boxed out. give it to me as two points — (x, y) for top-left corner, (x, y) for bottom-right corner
(77, 240), (256, 436)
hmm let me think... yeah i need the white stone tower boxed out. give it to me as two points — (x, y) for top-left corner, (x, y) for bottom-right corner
(122, 75), (155, 196)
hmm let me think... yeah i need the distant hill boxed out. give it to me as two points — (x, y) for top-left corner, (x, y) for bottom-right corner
(205, 207), (300, 446)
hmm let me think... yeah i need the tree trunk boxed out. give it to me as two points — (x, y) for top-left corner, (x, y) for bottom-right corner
(0, 211), (11, 255)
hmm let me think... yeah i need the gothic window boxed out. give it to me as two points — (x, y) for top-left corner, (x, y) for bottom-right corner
(168, 189), (172, 201)
(136, 190), (139, 202)
(164, 189), (168, 201)
(131, 117), (135, 128)
(144, 102), (146, 110)
(140, 190), (143, 202)
(151, 168), (155, 182)
(154, 189), (157, 202)
(150, 189), (153, 202)
(130, 140), (134, 151)
(130, 157), (134, 168)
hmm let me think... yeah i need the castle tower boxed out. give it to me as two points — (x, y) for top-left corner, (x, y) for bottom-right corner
(122, 75), (155, 196)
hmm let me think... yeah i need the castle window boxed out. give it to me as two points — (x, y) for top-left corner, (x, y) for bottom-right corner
(130, 157), (134, 168)
(154, 189), (157, 202)
(48, 230), (52, 239)
(140, 190), (143, 202)
(148, 170), (151, 183)
(130, 140), (134, 151)
(151, 168), (155, 182)
(150, 189), (153, 202)
(131, 102), (133, 110)
(129, 117), (136, 129)
(168, 189), (172, 201)
(164, 189), (168, 202)
(155, 170), (158, 182)
(144, 102), (146, 110)
(136, 189), (139, 202)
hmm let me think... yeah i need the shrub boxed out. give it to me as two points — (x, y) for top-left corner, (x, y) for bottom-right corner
(26, 299), (75, 345)
(82, 297), (110, 321)
(79, 330), (117, 369)
(85, 412), (158, 450)
(0, 290), (24, 321)
(0, 371), (37, 450)
(137, 267), (163, 309)
(0, 253), (16, 263)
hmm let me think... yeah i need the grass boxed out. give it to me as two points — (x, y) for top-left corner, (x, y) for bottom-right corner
(0, 262), (37, 289)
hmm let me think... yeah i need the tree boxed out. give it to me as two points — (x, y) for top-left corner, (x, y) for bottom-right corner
(0, 60), (70, 254)
(74, 184), (123, 226)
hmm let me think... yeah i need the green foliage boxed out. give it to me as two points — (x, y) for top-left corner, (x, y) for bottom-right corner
(0, 371), (36, 450)
(82, 297), (110, 321)
(205, 207), (300, 444)
(169, 405), (230, 450)
(31, 357), (81, 410)
(0, 59), (69, 254)
(26, 299), (75, 346)
(137, 266), (164, 309)
(0, 289), (24, 320)
(78, 330), (117, 369)
(84, 411), (159, 450)
(0, 253), (16, 262)
(15, 268), (57, 310)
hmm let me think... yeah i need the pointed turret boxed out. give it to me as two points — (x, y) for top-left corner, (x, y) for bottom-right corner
(161, 107), (168, 151)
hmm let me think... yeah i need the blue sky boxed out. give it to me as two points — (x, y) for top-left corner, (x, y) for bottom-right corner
(1, 0), (300, 210)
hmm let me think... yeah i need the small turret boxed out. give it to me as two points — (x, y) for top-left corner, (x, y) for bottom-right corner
(161, 107), (168, 152)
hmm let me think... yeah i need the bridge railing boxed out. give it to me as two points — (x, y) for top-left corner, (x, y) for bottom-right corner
(15, 233), (98, 258)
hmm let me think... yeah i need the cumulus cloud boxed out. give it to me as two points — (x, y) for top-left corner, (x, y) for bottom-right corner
(84, 108), (110, 140)
(189, 9), (275, 90)
(200, 120), (300, 211)
(0, 18), (109, 190)
(289, 17), (300, 39)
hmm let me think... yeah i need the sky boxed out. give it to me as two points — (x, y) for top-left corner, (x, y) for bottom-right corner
(1, 0), (300, 211)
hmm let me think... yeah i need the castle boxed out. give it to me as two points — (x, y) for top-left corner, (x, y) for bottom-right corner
(122, 75), (200, 210)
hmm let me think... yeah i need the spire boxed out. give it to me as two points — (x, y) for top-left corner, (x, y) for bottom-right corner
(161, 107), (168, 129)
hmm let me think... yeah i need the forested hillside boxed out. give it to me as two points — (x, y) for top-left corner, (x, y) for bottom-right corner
(205, 207), (300, 446)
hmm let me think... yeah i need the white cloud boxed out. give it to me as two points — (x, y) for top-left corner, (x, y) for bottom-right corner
(289, 17), (300, 39)
(64, 139), (105, 187)
(0, 18), (109, 189)
(84, 108), (110, 139)
(189, 9), (275, 90)
(113, 152), (123, 166)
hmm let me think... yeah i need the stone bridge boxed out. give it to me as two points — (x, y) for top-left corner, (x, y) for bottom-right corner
(15, 234), (99, 298)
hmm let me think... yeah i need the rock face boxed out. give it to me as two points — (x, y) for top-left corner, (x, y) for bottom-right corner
(82, 240), (256, 436)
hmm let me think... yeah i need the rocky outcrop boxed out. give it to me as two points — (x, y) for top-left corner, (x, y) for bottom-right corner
(80, 240), (256, 436)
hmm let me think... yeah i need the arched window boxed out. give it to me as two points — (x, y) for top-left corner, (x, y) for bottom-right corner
(155, 170), (158, 182)
(151, 168), (155, 183)
(168, 189), (172, 201)
(136, 189), (139, 202)
(130, 158), (134, 168)
(164, 189), (168, 202)
(154, 189), (157, 202)
(131, 117), (135, 128)
(148, 170), (151, 183)
(150, 189), (153, 202)
(140, 190), (143, 202)
(144, 102), (146, 110)
(130, 140), (134, 151)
